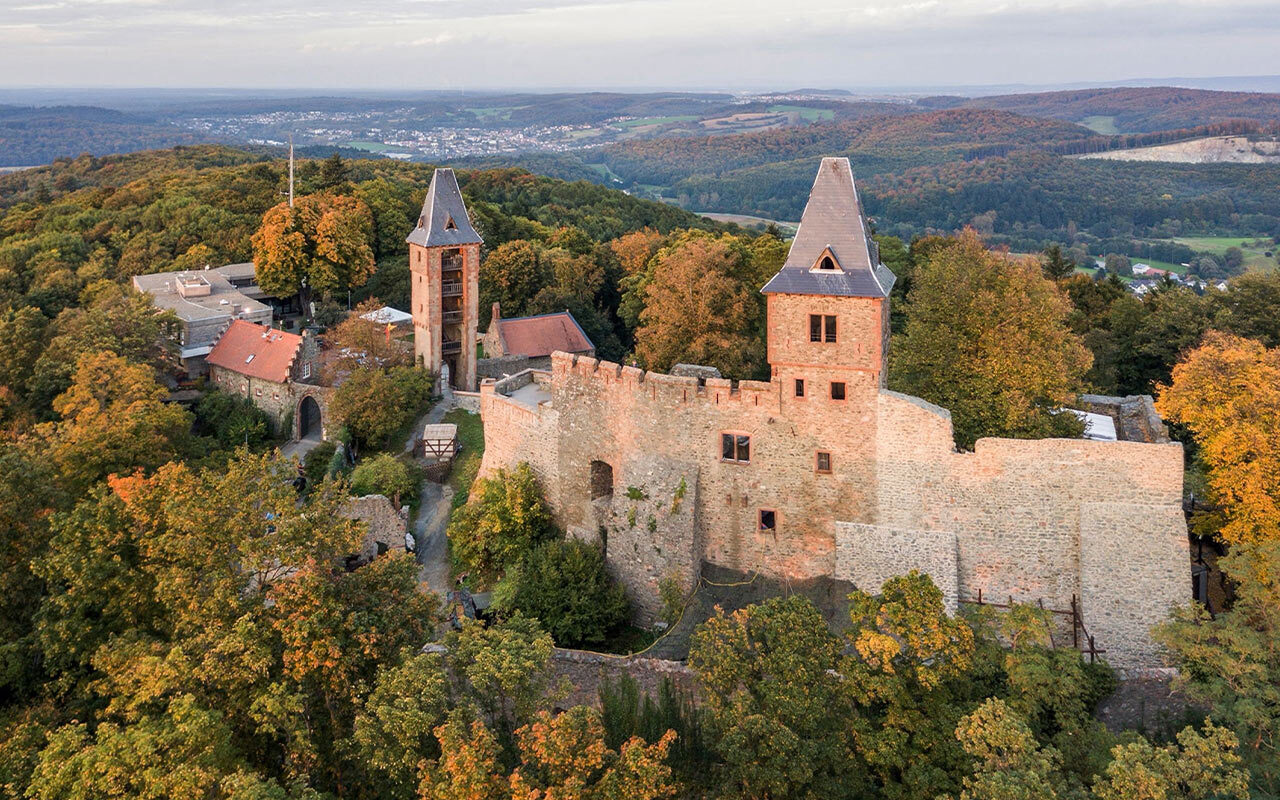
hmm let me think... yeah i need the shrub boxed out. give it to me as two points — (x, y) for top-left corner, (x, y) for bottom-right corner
(448, 462), (556, 584)
(195, 389), (272, 448)
(350, 453), (418, 507)
(303, 440), (337, 487)
(501, 538), (629, 648)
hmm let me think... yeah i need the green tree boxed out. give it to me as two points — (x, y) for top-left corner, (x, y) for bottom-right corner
(444, 614), (557, 736)
(0, 306), (47, 397)
(1042, 244), (1077, 281)
(1156, 540), (1280, 793)
(27, 282), (178, 416)
(251, 193), (376, 319)
(350, 651), (450, 798)
(889, 231), (1091, 450)
(0, 445), (59, 700)
(689, 594), (856, 800)
(950, 698), (1071, 800)
(350, 453), (418, 508)
(318, 153), (351, 190)
(448, 463), (557, 584)
(329, 365), (432, 448)
(479, 240), (551, 323)
(499, 539), (629, 648)
(27, 696), (282, 799)
(195, 389), (273, 449)
(1103, 254), (1132, 277)
(1213, 270), (1280, 348)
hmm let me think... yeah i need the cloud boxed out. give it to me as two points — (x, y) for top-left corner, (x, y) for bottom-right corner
(0, 0), (1277, 88)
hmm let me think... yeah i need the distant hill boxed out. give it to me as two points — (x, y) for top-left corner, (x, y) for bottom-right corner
(954, 87), (1280, 133)
(0, 104), (213, 166)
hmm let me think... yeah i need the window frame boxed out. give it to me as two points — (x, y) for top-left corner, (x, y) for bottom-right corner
(816, 451), (832, 474)
(720, 432), (751, 464)
(758, 508), (777, 532)
(794, 378), (805, 398)
(824, 315), (837, 343)
(830, 381), (846, 401)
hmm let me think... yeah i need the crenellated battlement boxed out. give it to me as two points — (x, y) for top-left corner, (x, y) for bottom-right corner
(549, 351), (783, 412)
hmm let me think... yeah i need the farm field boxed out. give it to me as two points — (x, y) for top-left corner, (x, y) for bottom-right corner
(1170, 235), (1278, 270)
(1079, 115), (1121, 134)
(344, 140), (395, 153)
(768, 104), (835, 122)
(615, 115), (700, 129)
(698, 211), (798, 236)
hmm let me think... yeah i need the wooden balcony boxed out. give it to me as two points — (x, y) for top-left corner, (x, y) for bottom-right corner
(441, 281), (463, 297)
(442, 310), (463, 324)
(441, 339), (462, 354)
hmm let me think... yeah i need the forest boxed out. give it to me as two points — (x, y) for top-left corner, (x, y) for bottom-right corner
(0, 146), (1279, 799)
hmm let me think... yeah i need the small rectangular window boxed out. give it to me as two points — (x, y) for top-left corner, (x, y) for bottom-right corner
(302, 362), (311, 380)
(824, 315), (837, 343)
(809, 314), (822, 343)
(831, 382), (846, 401)
(794, 378), (805, 397)
(758, 509), (776, 532)
(816, 451), (832, 474)
(721, 433), (750, 463)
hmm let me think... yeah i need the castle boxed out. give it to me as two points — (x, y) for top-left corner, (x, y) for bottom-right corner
(416, 158), (1190, 670)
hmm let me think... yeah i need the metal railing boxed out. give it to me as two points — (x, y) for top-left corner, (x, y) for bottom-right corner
(441, 340), (462, 354)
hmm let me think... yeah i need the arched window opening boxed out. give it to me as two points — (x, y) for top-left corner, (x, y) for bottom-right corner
(590, 460), (614, 500)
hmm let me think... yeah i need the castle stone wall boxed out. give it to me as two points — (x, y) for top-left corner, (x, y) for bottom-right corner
(479, 353), (1189, 669)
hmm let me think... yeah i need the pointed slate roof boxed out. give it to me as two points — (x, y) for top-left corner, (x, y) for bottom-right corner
(761, 157), (896, 298)
(405, 168), (483, 248)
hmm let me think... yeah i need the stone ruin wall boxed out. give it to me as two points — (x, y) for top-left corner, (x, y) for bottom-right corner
(480, 353), (1190, 668)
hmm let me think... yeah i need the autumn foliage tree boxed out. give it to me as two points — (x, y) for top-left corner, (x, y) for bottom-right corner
(889, 230), (1091, 450)
(1156, 331), (1280, 544)
(632, 231), (783, 378)
(251, 192), (376, 319)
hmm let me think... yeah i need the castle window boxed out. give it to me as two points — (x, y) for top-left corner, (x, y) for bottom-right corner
(590, 460), (614, 499)
(819, 255), (835, 270)
(816, 451), (832, 474)
(831, 382), (846, 401)
(758, 509), (777, 532)
(721, 433), (750, 463)
(302, 362), (311, 380)
(794, 378), (805, 397)
(809, 314), (837, 343)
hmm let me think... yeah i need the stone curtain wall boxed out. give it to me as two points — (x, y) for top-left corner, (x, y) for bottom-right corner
(872, 391), (1188, 670)
(478, 354), (1190, 668)
(834, 524), (960, 612)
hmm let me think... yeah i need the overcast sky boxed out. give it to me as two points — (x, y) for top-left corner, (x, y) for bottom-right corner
(2, 0), (1278, 91)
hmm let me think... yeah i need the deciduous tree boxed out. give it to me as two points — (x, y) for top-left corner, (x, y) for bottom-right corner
(1156, 332), (1280, 544)
(889, 230), (1091, 449)
(448, 463), (557, 584)
(251, 193), (375, 319)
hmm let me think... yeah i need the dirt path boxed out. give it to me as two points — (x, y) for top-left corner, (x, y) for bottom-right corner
(411, 399), (459, 598)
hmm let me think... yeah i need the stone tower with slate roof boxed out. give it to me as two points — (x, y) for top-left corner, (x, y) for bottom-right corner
(761, 157), (895, 402)
(406, 168), (483, 389)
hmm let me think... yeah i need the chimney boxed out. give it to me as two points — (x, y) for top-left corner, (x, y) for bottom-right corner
(491, 302), (501, 326)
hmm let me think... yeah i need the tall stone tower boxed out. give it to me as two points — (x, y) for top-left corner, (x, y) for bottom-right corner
(406, 168), (483, 390)
(761, 157), (895, 404)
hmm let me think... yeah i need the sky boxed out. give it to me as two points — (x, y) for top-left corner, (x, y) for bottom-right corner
(2, 0), (1279, 91)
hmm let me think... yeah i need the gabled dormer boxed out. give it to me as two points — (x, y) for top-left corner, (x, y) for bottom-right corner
(810, 245), (842, 273)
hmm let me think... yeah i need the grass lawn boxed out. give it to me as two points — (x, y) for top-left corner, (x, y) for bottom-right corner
(444, 407), (484, 510)
(1132, 257), (1187, 275)
(344, 140), (394, 153)
(1080, 115), (1120, 135)
(1170, 236), (1278, 271)
(615, 115), (700, 129)
(768, 104), (835, 122)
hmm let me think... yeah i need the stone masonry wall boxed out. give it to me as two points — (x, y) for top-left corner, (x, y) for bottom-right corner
(835, 524), (960, 612)
(479, 354), (1190, 669)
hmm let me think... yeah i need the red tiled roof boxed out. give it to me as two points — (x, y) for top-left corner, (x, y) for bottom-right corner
(498, 312), (593, 358)
(207, 319), (303, 383)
